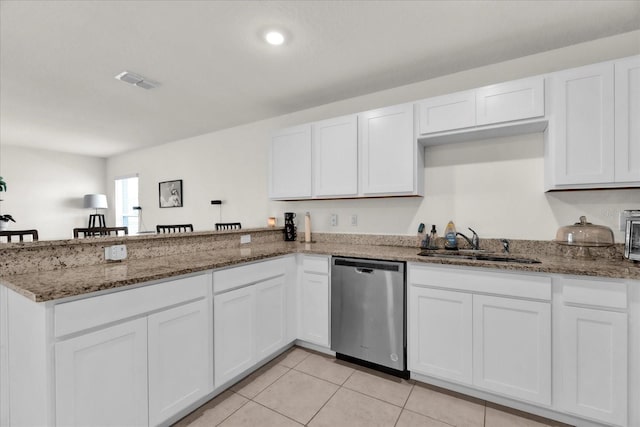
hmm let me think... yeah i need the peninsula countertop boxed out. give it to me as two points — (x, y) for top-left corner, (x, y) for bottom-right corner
(2, 241), (639, 303)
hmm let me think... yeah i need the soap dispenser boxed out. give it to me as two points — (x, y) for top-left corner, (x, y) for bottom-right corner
(428, 225), (438, 249)
(444, 221), (458, 250)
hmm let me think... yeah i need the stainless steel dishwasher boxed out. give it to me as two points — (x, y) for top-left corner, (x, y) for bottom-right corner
(331, 257), (407, 377)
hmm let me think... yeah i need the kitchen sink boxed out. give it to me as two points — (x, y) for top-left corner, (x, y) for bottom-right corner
(417, 250), (541, 264)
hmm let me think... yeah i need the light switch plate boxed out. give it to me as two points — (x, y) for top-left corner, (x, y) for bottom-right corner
(350, 214), (358, 226)
(330, 214), (338, 226)
(240, 234), (251, 244)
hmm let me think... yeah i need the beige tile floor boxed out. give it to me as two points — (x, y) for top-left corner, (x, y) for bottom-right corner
(173, 347), (573, 427)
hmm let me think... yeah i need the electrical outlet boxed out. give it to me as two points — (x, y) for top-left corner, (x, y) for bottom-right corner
(240, 234), (251, 244)
(350, 214), (358, 226)
(330, 214), (338, 226)
(104, 244), (127, 261)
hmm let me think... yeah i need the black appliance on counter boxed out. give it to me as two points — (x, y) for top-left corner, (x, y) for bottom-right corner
(284, 212), (297, 241)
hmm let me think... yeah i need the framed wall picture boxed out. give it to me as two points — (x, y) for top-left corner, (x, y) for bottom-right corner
(159, 179), (183, 208)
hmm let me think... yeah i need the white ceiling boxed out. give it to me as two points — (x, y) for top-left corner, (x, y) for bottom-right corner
(1, 1), (639, 158)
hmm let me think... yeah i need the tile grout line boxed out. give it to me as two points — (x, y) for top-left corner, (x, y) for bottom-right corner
(483, 400), (487, 427)
(212, 391), (251, 427)
(400, 383), (458, 427)
(303, 379), (343, 426)
(392, 382), (415, 427)
(298, 354), (358, 426)
(250, 399), (306, 426)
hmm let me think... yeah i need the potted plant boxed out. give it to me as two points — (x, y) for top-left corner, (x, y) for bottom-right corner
(0, 176), (15, 231)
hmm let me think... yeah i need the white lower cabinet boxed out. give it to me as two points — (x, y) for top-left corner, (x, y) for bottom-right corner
(408, 264), (552, 407)
(255, 276), (287, 359)
(299, 271), (330, 347)
(408, 287), (472, 385)
(560, 306), (628, 426)
(213, 257), (295, 388)
(214, 286), (255, 387)
(148, 299), (212, 426)
(53, 273), (212, 427)
(472, 295), (551, 405)
(55, 318), (149, 427)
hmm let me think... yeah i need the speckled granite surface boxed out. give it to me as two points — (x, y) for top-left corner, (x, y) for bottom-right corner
(2, 235), (639, 303)
(0, 227), (285, 276)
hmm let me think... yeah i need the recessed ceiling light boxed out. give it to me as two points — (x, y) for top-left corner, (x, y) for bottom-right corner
(264, 30), (285, 46)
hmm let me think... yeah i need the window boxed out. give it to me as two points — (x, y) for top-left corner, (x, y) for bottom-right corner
(115, 175), (139, 234)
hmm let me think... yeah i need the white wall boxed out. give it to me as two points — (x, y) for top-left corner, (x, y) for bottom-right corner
(107, 31), (640, 243)
(0, 145), (106, 240)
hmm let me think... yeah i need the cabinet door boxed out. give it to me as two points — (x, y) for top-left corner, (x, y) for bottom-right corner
(255, 276), (287, 359)
(299, 272), (329, 347)
(313, 114), (358, 197)
(55, 318), (148, 427)
(148, 299), (212, 426)
(360, 103), (417, 196)
(550, 62), (615, 185)
(418, 90), (476, 134)
(214, 286), (255, 387)
(408, 287), (472, 385)
(269, 124), (312, 199)
(560, 306), (627, 426)
(473, 295), (551, 405)
(476, 76), (544, 125)
(615, 56), (640, 183)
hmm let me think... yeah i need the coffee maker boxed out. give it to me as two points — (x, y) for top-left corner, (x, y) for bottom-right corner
(284, 212), (297, 241)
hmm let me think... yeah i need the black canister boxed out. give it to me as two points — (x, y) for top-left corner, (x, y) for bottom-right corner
(284, 212), (297, 241)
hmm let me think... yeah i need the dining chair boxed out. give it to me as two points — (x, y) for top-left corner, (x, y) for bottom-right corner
(0, 229), (39, 243)
(156, 224), (194, 233)
(73, 227), (128, 238)
(215, 222), (242, 231)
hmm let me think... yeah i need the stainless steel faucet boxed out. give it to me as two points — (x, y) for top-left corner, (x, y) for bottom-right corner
(456, 227), (480, 250)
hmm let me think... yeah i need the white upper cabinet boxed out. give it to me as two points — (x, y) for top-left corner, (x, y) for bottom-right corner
(418, 90), (476, 134)
(270, 104), (422, 200)
(269, 125), (312, 200)
(360, 103), (422, 196)
(547, 62), (615, 187)
(312, 114), (358, 198)
(476, 76), (545, 125)
(615, 56), (640, 183)
(418, 76), (545, 140)
(546, 55), (640, 190)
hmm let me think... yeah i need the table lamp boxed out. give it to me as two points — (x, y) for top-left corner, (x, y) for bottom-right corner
(84, 194), (108, 228)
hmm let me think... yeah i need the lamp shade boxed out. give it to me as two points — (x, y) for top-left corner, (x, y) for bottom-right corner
(83, 194), (108, 209)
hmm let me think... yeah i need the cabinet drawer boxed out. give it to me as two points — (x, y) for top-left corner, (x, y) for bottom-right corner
(561, 277), (627, 309)
(409, 264), (551, 300)
(213, 258), (287, 294)
(55, 273), (209, 337)
(303, 255), (329, 274)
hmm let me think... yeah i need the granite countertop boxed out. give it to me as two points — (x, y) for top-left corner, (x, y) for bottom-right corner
(2, 241), (639, 303)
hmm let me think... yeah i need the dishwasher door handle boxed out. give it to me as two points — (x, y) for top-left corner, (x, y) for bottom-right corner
(355, 268), (374, 274)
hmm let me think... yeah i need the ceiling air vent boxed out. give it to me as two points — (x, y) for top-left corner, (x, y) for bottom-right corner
(114, 71), (160, 90)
